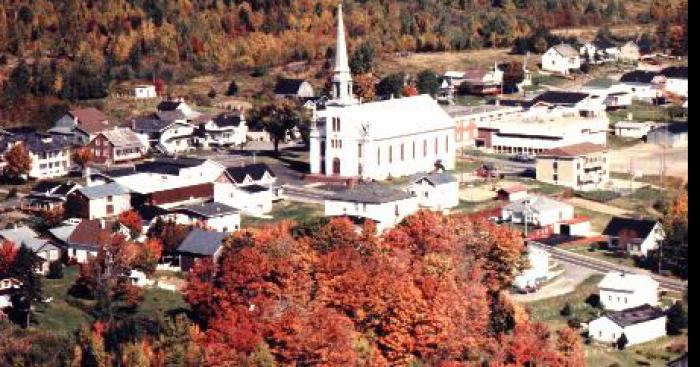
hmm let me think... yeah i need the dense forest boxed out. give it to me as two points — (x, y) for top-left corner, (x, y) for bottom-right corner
(0, 0), (688, 123)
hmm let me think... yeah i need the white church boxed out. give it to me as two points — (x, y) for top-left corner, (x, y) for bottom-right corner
(309, 4), (456, 181)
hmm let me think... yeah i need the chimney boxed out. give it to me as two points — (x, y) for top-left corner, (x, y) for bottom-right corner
(84, 166), (92, 186)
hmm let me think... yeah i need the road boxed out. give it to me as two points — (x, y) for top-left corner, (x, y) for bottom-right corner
(539, 244), (687, 292)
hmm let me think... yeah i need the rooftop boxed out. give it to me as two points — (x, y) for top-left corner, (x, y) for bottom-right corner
(99, 127), (143, 148)
(329, 183), (414, 204)
(504, 195), (571, 213)
(598, 271), (659, 292)
(177, 228), (228, 256)
(540, 142), (608, 157)
(531, 91), (590, 105)
(174, 202), (239, 218)
(602, 217), (659, 239)
(274, 78), (309, 95)
(410, 171), (456, 186)
(225, 163), (275, 184)
(552, 43), (579, 58)
(620, 70), (659, 84)
(441, 104), (521, 118)
(605, 304), (665, 327)
(77, 182), (129, 199)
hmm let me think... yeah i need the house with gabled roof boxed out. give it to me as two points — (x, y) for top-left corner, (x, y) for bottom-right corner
(602, 217), (664, 257)
(659, 66), (688, 97)
(617, 70), (665, 102)
(87, 127), (146, 164)
(0, 225), (62, 274)
(273, 78), (315, 99)
(21, 180), (81, 212)
(50, 107), (112, 145)
(589, 304), (666, 346)
(131, 116), (195, 155)
(195, 110), (248, 149)
(67, 182), (131, 219)
(49, 218), (130, 263)
(177, 228), (229, 271)
(324, 183), (419, 232)
(598, 271), (660, 311)
(214, 163), (279, 215)
(407, 171), (459, 211)
(497, 183), (529, 202)
(0, 131), (73, 179)
(167, 202), (240, 232)
(541, 44), (581, 75)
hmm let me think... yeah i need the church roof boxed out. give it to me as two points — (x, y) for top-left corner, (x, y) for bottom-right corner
(329, 94), (453, 140)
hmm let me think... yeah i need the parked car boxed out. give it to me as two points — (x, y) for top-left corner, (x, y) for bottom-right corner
(513, 153), (535, 162)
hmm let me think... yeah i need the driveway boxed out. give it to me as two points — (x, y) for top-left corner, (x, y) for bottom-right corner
(511, 262), (597, 302)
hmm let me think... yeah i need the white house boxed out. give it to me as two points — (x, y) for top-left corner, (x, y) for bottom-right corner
(613, 121), (656, 139)
(167, 202), (241, 232)
(157, 100), (199, 120)
(496, 183), (529, 202)
(646, 123), (688, 148)
(407, 171), (459, 211)
(598, 272), (659, 311)
(131, 117), (195, 155)
(0, 225), (62, 274)
(49, 218), (131, 264)
(501, 196), (574, 227)
(309, 4), (455, 181)
(513, 243), (550, 290)
(602, 217), (664, 257)
(619, 41), (641, 61)
(541, 44), (581, 75)
(324, 183), (419, 232)
(68, 182), (132, 219)
(0, 276), (21, 310)
(553, 217), (591, 237)
(133, 85), (157, 99)
(273, 78), (315, 99)
(617, 71), (665, 102)
(198, 111), (249, 148)
(659, 66), (688, 98)
(443, 104), (522, 149)
(214, 163), (278, 215)
(0, 132), (73, 180)
(589, 304), (666, 346)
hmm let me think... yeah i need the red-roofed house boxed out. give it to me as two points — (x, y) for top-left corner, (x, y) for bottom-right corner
(50, 108), (112, 145)
(497, 183), (529, 201)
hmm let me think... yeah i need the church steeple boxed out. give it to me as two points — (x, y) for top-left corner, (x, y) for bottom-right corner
(331, 3), (356, 105)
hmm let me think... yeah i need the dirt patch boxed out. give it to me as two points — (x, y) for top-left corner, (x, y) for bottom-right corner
(565, 197), (631, 217)
(610, 143), (688, 180)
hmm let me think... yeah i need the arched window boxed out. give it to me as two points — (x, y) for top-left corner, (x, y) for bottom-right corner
(445, 135), (449, 153)
(412, 141), (416, 159)
(377, 147), (381, 165)
(435, 136), (439, 155)
(400, 143), (404, 161)
(389, 145), (393, 163)
(423, 139), (427, 157)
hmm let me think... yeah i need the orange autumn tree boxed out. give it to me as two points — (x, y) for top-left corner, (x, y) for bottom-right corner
(184, 211), (584, 366)
(118, 210), (143, 238)
(3, 143), (32, 179)
(0, 239), (18, 273)
(71, 147), (93, 171)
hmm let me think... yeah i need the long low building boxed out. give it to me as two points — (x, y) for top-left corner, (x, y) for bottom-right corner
(443, 104), (522, 149)
(476, 109), (608, 156)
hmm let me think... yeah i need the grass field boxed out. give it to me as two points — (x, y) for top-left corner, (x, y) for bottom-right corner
(31, 266), (188, 335)
(573, 207), (613, 234)
(608, 101), (671, 125)
(525, 274), (688, 366)
(241, 201), (324, 228)
(608, 186), (667, 218)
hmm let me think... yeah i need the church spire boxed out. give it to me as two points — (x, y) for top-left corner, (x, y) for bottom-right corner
(334, 3), (350, 74)
(330, 2), (356, 106)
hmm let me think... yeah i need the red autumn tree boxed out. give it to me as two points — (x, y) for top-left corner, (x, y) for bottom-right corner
(184, 213), (582, 365)
(3, 143), (32, 179)
(0, 239), (18, 273)
(118, 210), (143, 238)
(402, 84), (419, 97)
(71, 147), (92, 171)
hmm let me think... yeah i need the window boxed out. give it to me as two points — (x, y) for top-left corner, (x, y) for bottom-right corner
(377, 147), (381, 165)
(389, 145), (393, 163)
(423, 140), (427, 157)
(553, 174), (558, 182)
(553, 162), (558, 171)
(435, 137), (438, 155)
(106, 205), (114, 215)
(412, 141), (416, 159)
(358, 143), (363, 158)
(445, 135), (449, 153)
(400, 144), (404, 161)
(107, 196), (113, 202)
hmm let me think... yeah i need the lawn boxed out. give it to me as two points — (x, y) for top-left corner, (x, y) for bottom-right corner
(532, 73), (568, 87)
(241, 201), (324, 228)
(560, 241), (638, 268)
(572, 207), (613, 234)
(608, 101), (671, 125)
(453, 95), (486, 106)
(524, 274), (688, 366)
(31, 266), (188, 336)
(608, 186), (668, 218)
